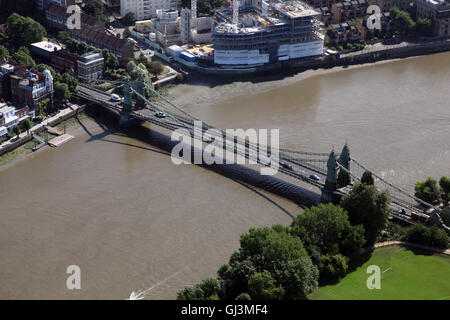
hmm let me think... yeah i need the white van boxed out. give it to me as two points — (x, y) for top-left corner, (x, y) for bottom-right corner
(111, 94), (121, 102)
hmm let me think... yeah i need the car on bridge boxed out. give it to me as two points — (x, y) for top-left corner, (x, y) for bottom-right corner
(309, 174), (321, 181)
(111, 94), (121, 102)
(280, 161), (293, 170)
(155, 111), (166, 118)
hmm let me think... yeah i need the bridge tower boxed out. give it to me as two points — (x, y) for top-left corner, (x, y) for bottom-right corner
(120, 77), (133, 127)
(134, 73), (146, 109)
(337, 144), (351, 187)
(321, 150), (339, 204)
(338, 144), (350, 171)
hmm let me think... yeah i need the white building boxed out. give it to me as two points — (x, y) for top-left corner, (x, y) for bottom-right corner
(77, 52), (104, 82)
(120, 0), (181, 20)
(0, 104), (19, 130)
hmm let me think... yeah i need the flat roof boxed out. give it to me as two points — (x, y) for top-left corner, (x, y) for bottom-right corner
(271, 1), (319, 19)
(31, 40), (62, 52)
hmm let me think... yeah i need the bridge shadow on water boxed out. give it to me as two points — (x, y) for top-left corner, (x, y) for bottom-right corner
(79, 107), (321, 214)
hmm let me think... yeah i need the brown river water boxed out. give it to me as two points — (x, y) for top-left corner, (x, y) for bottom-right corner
(0, 53), (449, 299)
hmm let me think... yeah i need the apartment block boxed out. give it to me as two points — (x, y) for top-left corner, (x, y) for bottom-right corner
(77, 52), (104, 82)
(120, 0), (181, 20)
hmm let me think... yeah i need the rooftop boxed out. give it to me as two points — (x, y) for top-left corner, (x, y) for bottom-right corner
(271, 1), (319, 18)
(31, 40), (62, 53)
(78, 52), (104, 63)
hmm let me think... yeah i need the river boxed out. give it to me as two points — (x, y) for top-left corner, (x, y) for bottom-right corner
(0, 53), (449, 299)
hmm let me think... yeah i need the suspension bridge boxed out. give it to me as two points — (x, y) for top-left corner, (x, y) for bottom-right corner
(74, 76), (447, 229)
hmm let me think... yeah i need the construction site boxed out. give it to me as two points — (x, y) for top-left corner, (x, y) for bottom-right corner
(134, 0), (325, 68)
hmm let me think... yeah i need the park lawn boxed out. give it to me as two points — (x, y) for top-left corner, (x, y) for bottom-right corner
(310, 245), (450, 300)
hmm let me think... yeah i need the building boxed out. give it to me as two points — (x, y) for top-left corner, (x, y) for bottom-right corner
(326, 21), (365, 44)
(36, 0), (75, 10)
(120, 0), (181, 20)
(0, 63), (16, 102)
(51, 49), (79, 73)
(331, 0), (368, 24)
(10, 70), (54, 112)
(77, 52), (104, 82)
(212, 1), (324, 66)
(46, 3), (105, 31)
(416, 0), (450, 36)
(71, 27), (135, 63)
(0, 103), (19, 129)
(30, 40), (62, 61)
(368, 0), (413, 12)
(154, 9), (182, 46)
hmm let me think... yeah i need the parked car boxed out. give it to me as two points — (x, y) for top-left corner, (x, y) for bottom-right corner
(309, 174), (321, 181)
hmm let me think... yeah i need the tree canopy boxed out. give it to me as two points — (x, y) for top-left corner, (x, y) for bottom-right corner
(415, 177), (441, 204)
(341, 183), (391, 245)
(7, 13), (47, 44)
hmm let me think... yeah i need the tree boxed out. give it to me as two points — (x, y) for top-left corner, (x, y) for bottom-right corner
(239, 226), (308, 272)
(390, 7), (416, 36)
(341, 183), (391, 245)
(272, 257), (319, 299)
(123, 27), (132, 39)
(61, 72), (78, 93)
(235, 293), (251, 300)
(176, 285), (205, 300)
(337, 169), (350, 187)
(290, 203), (366, 258)
(36, 64), (61, 82)
(123, 12), (135, 26)
(23, 118), (32, 134)
(12, 47), (36, 68)
(149, 61), (164, 75)
(403, 224), (448, 249)
(0, 45), (10, 59)
(7, 13), (47, 44)
(54, 82), (70, 101)
(247, 271), (284, 300)
(361, 170), (375, 185)
(416, 18), (433, 36)
(57, 31), (71, 43)
(13, 125), (21, 137)
(319, 254), (349, 281)
(439, 176), (450, 204)
(196, 278), (221, 299)
(415, 177), (441, 204)
(37, 98), (50, 117)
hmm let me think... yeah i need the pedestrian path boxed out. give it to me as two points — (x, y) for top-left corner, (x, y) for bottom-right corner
(374, 240), (450, 255)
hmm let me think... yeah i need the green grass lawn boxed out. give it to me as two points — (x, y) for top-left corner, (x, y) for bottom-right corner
(310, 245), (450, 300)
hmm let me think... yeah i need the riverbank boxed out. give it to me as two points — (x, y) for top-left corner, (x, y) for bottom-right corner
(167, 54), (408, 107)
(0, 107), (99, 170)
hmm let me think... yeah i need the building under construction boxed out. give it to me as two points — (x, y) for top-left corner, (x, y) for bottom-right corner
(212, 0), (324, 66)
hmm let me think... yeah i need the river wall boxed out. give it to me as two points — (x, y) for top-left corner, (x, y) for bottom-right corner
(0, 105), (85, 157)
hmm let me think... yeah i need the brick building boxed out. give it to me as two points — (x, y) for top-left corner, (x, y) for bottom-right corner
(416, 0), (450, 36)
(45, 3), (105, 31)
(71, 28), (135, 63)
(51, 49), (79, 73)
(9, 70), (54, 112)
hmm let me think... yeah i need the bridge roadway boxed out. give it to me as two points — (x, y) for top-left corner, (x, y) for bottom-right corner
(76, 85), (415, 225)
